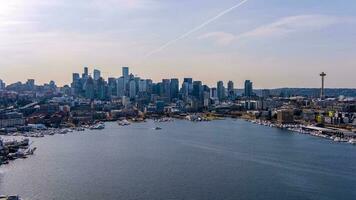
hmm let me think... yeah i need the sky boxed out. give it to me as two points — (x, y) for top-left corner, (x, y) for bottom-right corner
(0, 0), (355, 88)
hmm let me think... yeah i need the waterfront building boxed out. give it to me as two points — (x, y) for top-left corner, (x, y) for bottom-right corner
(0, 112), (25, 128)
(244, 80), (253, 98)
(277, 109), (294, 124)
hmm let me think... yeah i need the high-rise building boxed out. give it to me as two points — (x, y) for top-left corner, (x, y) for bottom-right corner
(146, 79), (153, 94)
(72, 73), (80, 82)
(93, 69), (101, 81)
(96, 77), (107, 100)
(162, 79), (171, 101)
(122, 67), (129, 78)
(217, 81), (225, 101)
(0, 79), (5, 90)
(139, 79), (147, 92)
(244, 80), (253, 97)
(83, 67), (89, 78)
(129, 79), (136, 99)
(170, 79), (179, 100)
(26, 79), (35, 90)
(117, 77), (125, 97)
(192, 81), (203, 102)
(122, 67), (129, 94)
(211, 87), (217, 99)
(227, 81), (234, 99)
(108, 77), (117, 97)
(71, 73), (81, 96)
(183, 78), (193, 95)
(84, 77), (95, 99)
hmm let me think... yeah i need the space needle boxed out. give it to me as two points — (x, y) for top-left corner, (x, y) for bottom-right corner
(320, 72), (326, 100)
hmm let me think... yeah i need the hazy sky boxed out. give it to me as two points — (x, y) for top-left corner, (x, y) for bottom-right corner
(0, 0), (355, 88)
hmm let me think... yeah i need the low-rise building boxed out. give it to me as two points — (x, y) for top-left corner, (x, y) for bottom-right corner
(277, 109), (294, 124)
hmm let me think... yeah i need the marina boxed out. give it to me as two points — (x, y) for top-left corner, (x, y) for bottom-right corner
(249, 119), (356, 145)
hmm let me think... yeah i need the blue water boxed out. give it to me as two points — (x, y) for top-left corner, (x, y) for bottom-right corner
(0, 119), (355, 200)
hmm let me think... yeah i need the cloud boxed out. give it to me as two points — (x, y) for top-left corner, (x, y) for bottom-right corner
(198, 32), (236, 46)
(239, 15), (342, 38)
(199, 15), (347, 45)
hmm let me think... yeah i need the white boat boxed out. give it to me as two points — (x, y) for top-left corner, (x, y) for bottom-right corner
(90, 123), (105, 130)
(117, 120), (130, 126)
(348, 139), (356, 145)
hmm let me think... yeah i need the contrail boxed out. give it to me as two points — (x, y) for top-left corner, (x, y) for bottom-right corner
(144, 0), (249, 58)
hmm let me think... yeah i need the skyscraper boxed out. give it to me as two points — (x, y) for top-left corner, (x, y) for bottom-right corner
(139, 79), (147, 92)
(26, 79), (35, 90)
(129, 79), (136, 99)
(217, 81), (225, 101)
(122, 67), (129, 78)
(122, 67), (129, 94)
(72, 73), (80, 82)
(162, 79), (171, 101)
(108, 77), (117, 97)
(0, 79), (5, 90)
(170, 79), (179, 100)
(83, 67), (89, 78)
(227, 80), (234, 99)
(183, 78), (193, 95)
(96, 77), (107, 100)
(84, 77), (95, 99)
(244, 80), (253, 98)
(192, 81), (203, 102)
(71, 73), (81, 96)
(93, 69), (101, 81)
(117, 77), (125, 97)
(211, 87), (217, 99)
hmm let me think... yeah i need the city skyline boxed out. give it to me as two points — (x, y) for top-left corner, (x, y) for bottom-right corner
(1, 0), (356, 88)
(0, 66), (353, 90)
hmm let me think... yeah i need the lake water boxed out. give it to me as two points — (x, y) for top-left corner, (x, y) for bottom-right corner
(0, 119), (355, 200)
